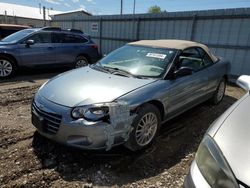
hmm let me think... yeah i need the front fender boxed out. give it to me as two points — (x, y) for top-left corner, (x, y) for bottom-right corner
(117, 80), (170, 115)
(0, 47), (20, 64)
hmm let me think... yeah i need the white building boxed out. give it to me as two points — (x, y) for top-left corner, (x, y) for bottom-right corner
(0, 2), (61, 27)
(51, 9), (92, 20)
(0, 2), (92, 28)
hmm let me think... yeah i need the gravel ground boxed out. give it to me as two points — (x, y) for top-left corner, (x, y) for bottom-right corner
(0, 72), (246, 188)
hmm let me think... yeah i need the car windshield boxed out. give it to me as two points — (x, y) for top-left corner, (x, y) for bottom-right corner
(1, 29), (34, 42)
(97, 45), (176, 78)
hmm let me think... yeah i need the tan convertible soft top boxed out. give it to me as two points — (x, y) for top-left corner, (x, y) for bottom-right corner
(129, 39), (218, 62)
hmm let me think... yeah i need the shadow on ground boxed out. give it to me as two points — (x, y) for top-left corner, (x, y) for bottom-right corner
(32, 95), (237, 186)
(0, 67), (69, 84)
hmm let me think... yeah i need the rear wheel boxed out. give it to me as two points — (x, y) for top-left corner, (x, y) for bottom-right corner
(210, 78), (226, 104)
(125, 104), (161, 151)
(74, 56), (89, 68)
(0, 57), (17, 78)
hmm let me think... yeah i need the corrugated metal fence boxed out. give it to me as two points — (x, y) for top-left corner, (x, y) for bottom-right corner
(51, 8), (250, 77)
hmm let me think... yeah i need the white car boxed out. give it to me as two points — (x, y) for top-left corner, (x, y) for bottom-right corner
(184, 75), (250, 188)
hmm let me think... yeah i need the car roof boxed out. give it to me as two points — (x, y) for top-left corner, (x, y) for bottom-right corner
(35, 28), (88, 37)
(129, 39), (218, 62)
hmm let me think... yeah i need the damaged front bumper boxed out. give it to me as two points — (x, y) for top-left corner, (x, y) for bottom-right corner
(31, 94), (134, 150)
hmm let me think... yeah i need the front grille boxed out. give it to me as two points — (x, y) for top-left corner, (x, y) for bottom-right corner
(32, 101), (62, 135)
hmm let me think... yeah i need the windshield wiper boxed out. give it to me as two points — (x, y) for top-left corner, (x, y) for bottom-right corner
(103, 66), (143, 79)
(92, 64), (144, 79)
(91, 62), (111, 73)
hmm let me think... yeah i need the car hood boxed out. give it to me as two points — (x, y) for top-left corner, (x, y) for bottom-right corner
(38, 66), (156, 107)
(213, 94), (250, 186)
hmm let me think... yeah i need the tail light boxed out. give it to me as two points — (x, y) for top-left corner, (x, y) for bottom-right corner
(90, 44), (98, 49)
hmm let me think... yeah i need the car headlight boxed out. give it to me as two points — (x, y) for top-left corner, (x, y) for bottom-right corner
(196, 135), (239, 188)
(71, 104), (109, 121)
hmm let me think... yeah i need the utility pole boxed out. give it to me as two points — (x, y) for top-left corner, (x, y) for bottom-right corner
(133, 0), (136, 14)
(43, 6), (46, 26)
(4, 10), (7, 24)
(120, 0), (123, 15)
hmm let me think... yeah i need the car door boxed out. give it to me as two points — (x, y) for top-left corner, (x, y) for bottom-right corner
(18, 31), (56, 66)
(166, 47), (210, 117)
(197, 47), (220, 94)
(52, 32), (88, 65)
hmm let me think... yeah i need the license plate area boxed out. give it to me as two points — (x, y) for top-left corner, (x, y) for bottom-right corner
(32, 112), (45, 132)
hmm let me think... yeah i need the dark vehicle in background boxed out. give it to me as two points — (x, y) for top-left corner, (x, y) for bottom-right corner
(0, 27), (100, 78)
(0, 24), (30, 40)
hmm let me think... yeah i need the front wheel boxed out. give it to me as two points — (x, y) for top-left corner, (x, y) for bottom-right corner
(0, 57), (17, 78)
(124, 104), (161, 151)
(74, 56), (89, 68)
(210, 78), (226, 104)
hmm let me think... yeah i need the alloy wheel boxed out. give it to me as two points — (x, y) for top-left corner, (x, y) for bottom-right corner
(0, 59), (13, 77)
(217, 81), (225, 102)
(75, 59), (88, 68)
(135, 112), (158, 146)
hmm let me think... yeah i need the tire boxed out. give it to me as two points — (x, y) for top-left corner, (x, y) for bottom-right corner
(210, 78), (226, 105)
(74, 56), (89, 68)
(0, 56), (17, 78)
(124, 104), (161, 151)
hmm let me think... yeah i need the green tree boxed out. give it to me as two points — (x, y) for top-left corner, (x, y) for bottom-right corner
(148, 5), (162, 13)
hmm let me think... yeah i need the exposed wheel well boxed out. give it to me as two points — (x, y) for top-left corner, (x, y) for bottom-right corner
(77, 54), (91, 64)
(0, 53), (18, 66)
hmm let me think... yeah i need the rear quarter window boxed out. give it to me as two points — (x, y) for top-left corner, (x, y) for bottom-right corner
(54, 33), (88, 43)
(197, 47), (214, 66)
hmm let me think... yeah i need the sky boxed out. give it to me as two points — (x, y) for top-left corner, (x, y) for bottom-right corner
(1, 0), (250, 15)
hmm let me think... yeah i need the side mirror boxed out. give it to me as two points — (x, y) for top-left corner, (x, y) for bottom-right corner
(237, 75), (250, 91)
(174, 67), (193, 78)
(25, 39), (35, 46)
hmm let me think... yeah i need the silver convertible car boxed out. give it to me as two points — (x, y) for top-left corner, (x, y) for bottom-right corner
(31, 40), (229, 151)
(184, 75), (250, 188)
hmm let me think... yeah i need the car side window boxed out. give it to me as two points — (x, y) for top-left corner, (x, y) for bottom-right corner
(178, 48), (204, 72)
(52, 33), (63, 43)
(75, 35), (88, 43)
(26, 32), (51, 43)
(62, 34), (88, 43)
(197, 48), (214, 66)
(52, 33), (88, 43)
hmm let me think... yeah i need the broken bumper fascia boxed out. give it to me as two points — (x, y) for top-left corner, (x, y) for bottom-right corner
(31, 94), (135, 150)
(36, 119), (119, 150)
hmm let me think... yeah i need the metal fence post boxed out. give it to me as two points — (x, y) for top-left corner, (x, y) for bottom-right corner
(72, 19), (75, 29)
(190, 14), (197, 40)
(136, 17), (141, 41)
(99, 17), (103, 54)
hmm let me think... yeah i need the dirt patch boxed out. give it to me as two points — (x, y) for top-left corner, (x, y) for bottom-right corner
(0, 76), (246, 188)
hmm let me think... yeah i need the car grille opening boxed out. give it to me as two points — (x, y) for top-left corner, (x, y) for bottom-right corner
(32, 102), (62, 135)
